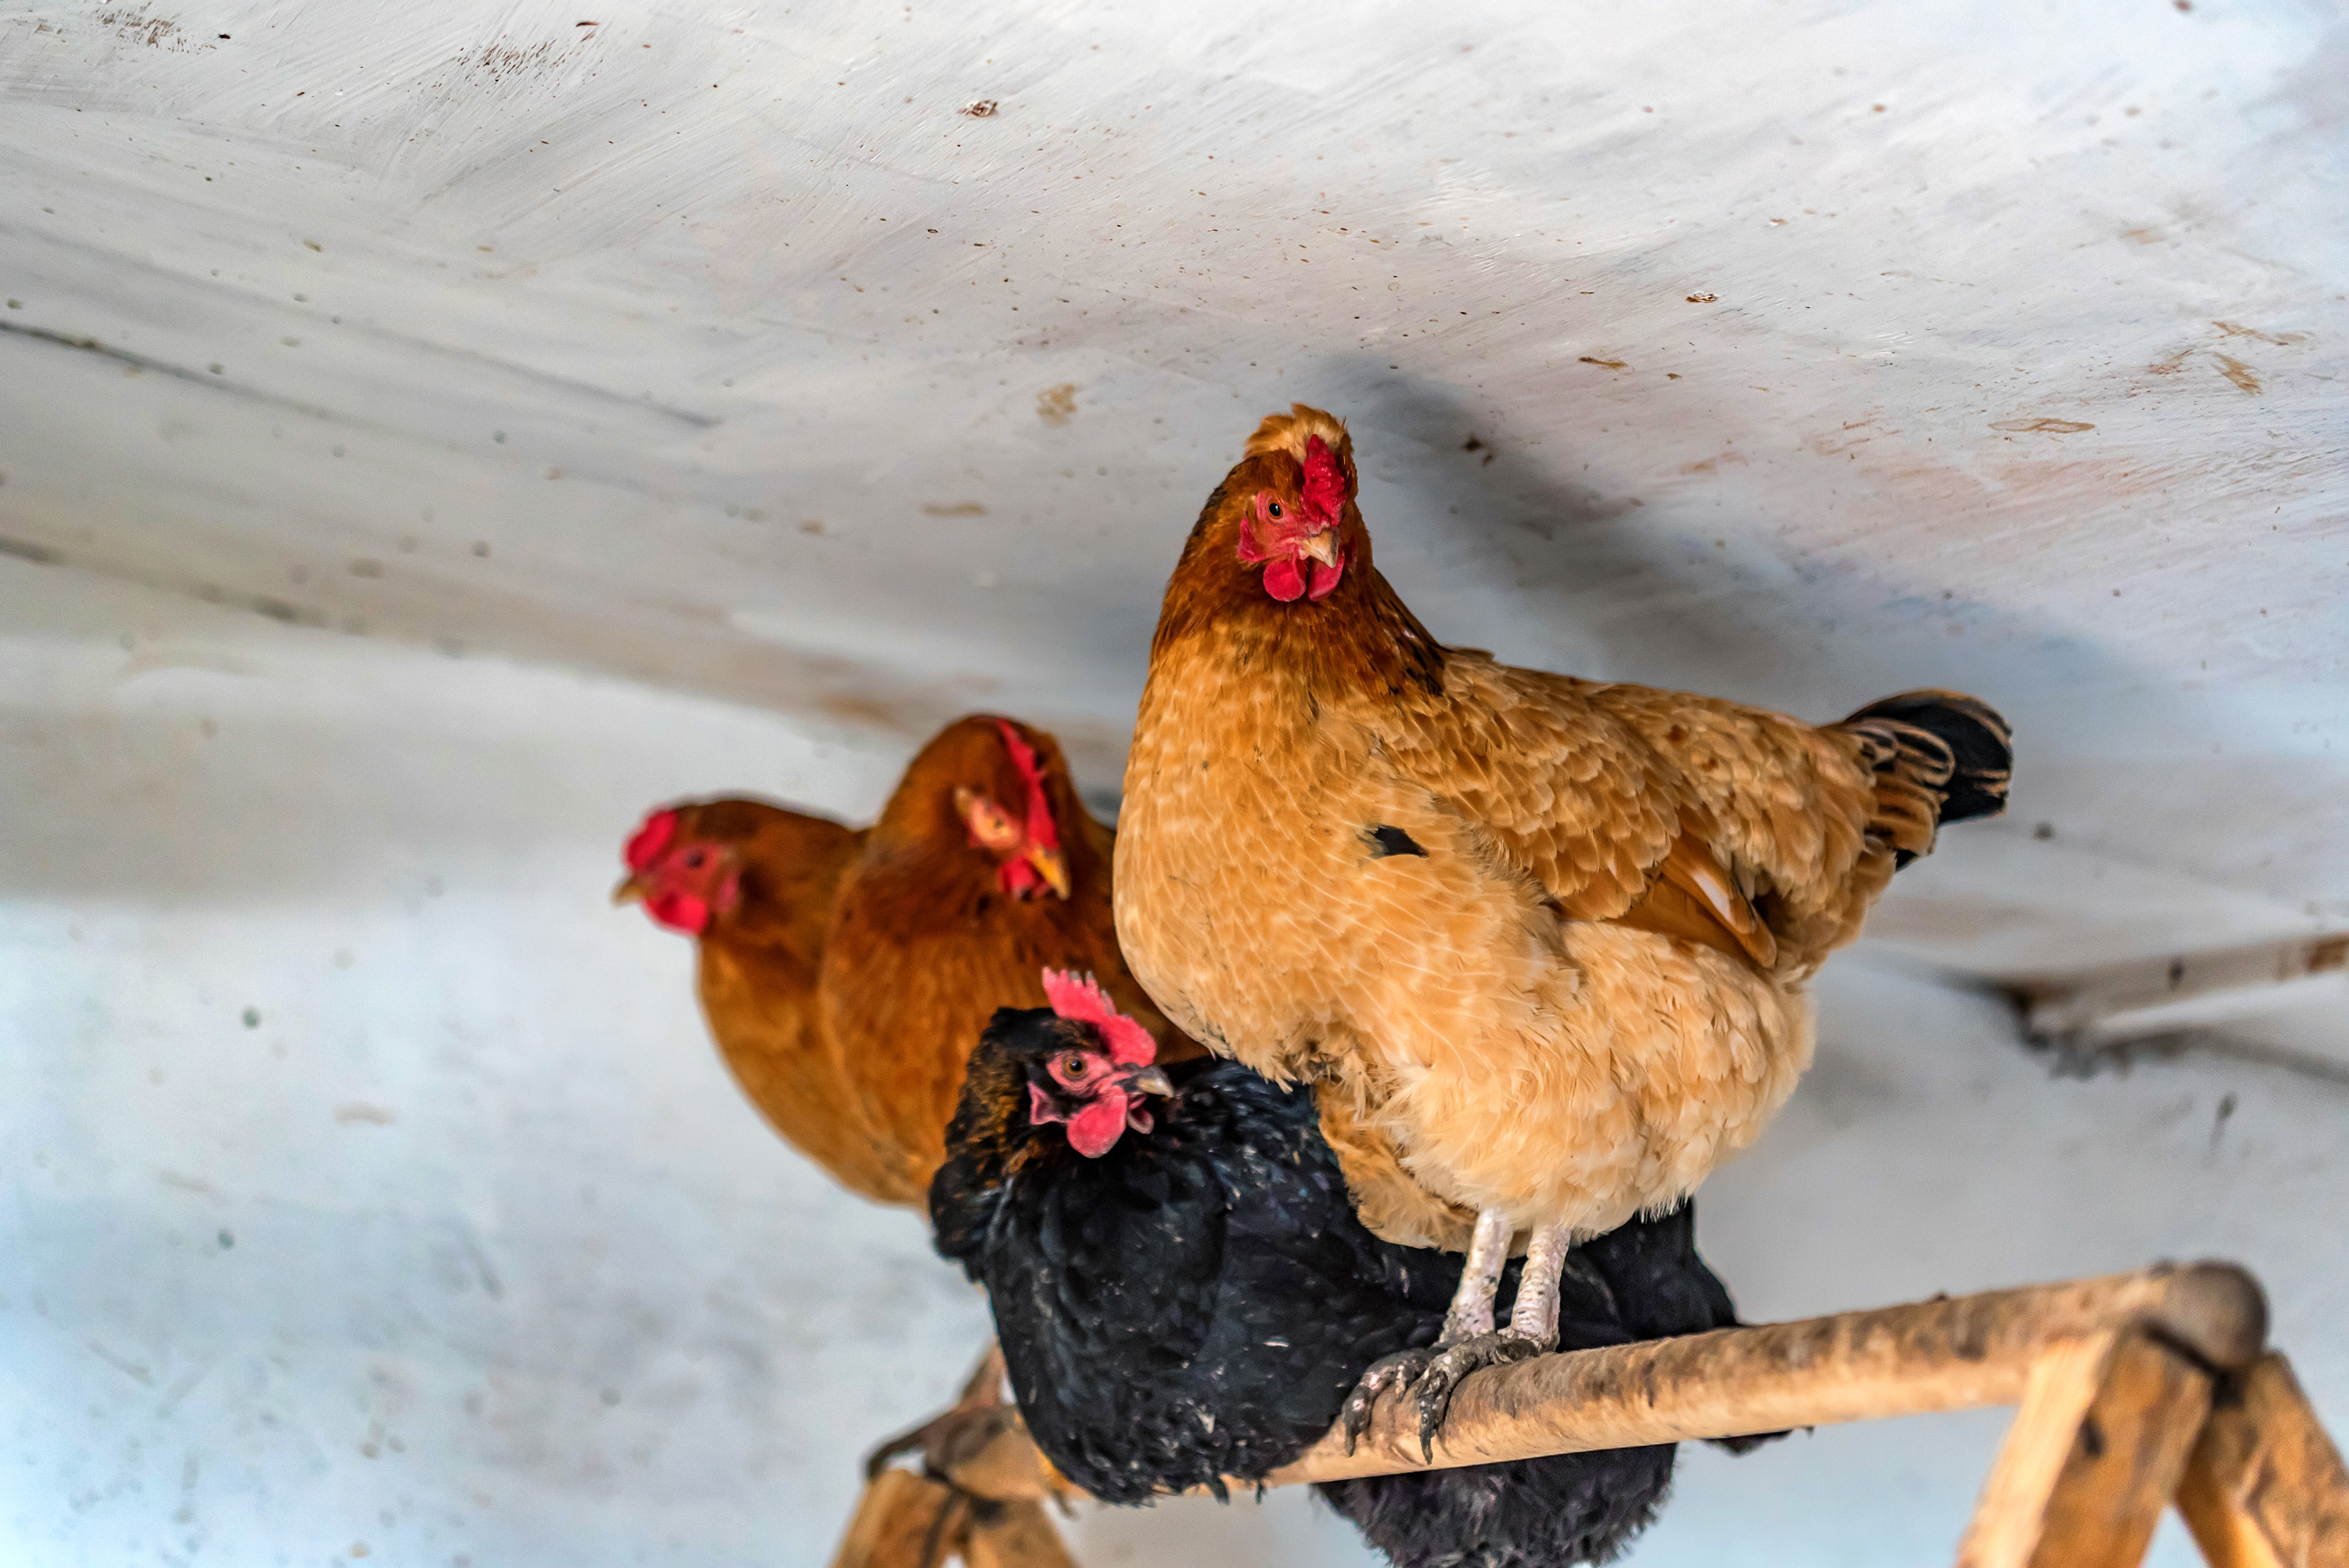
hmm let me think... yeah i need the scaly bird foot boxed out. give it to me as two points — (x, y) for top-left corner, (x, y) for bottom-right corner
(1340, 1346), (1433, 1455)
(1408, 1330), (1544, 1461)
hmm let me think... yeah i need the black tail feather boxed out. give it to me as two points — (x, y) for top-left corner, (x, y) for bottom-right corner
(1844, 688), (2013, 825)
(1316, 1445), (1675, 1568)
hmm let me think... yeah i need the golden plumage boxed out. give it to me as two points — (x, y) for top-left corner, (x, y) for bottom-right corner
(1116, 406), (2010, 1250)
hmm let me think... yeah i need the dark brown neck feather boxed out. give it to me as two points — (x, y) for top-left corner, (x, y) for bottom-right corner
(931, 1026), (1055, 1248)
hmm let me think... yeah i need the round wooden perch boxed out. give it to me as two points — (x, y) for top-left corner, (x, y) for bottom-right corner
(935, 1261), (2266, 1502)
(882, 1261), (2342, 1568)
(1269, 1260), (2266, 1485)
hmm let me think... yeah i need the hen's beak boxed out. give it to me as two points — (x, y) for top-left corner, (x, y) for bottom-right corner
(1300, 530), (1339, 567)
(1024, 842), (1072, 900)
(611, 875), (647, 907)
(1123, 1065), (1176, 1098)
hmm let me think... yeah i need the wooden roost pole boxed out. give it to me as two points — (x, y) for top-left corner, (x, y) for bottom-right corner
(886, 1261), (2348, 1568)
(1269, 1261), (2264, 1483)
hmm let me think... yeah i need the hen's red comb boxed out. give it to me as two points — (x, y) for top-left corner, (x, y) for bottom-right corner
(1300, 435), (1347, 526)
(1041, 969), (1156, 1066)
(624, 808), (678, 871)
(993, 718), (1060, 851)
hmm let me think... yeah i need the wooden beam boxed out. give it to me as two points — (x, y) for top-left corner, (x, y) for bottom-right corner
(2014, 932), (2349, 1046)
(964, 1502), (1080, 1568)
(830, 1468), (969, 1568)
(935, 1410), (1075, 1506)
(1268, 1262), (2263, 1486)
(2176, 1353), (2349, 1568)
(1956, 1329), (2213, 1568)
(929, 1263), (2266, 1504)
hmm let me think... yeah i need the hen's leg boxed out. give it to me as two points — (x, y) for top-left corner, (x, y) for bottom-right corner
(1341, 1209), (1523, 1457)
(1442, 1206), (1514, 1339)
(1400, 1217), (1574, 1457)
(1506, 1218), (1574, 1342)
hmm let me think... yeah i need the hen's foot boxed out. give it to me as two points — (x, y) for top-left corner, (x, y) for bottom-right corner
(1340, 1346), (1432, 1455)
(1408, 1330), (1544, 1460)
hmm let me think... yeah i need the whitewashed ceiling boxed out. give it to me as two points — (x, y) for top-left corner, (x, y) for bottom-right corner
(2, 0), (2343, 973)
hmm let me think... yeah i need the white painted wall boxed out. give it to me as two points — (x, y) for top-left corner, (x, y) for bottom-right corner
(3, 0), (2345, 1562)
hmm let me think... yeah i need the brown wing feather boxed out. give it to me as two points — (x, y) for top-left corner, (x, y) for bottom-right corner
(1382, 654), (1683, 924)
(1383, 657), (1795, 969)
(1616, 831), (1778, 968)
(1381, 651), (1936, 975)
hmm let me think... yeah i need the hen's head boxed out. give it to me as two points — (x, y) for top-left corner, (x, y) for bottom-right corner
(981, 972), (1175, 1158)
(614, 798), (852, 938)
(1228, 405), (1362, 604)
(891, 715), (1073, 902)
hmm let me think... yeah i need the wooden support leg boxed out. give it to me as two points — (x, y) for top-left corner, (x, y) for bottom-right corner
(866, 1342), (1012, 1482)
(963, 1501), (1080, 1568)
(1957, 1329), (2215, 1568)
(829, 1468), (972, 1568)
(2176, 1352), (2349, 1568)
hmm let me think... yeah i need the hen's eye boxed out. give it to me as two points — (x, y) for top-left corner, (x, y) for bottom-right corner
(683, 851), (706, 869)
(1267, 502), (1284, 519)
(1062, 1055), (1089, 1078)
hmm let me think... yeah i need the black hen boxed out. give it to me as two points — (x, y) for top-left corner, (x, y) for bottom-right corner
(931, 986), (1761, 1567)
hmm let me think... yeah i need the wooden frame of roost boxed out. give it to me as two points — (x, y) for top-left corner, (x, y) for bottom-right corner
(833, 1262), (2349, 1568)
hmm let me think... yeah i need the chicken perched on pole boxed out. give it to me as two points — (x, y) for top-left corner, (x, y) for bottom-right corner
(617, 713), (1197, 1495)
(1113, 405), (2012, 1448)
(930, 975), (1771, 1567)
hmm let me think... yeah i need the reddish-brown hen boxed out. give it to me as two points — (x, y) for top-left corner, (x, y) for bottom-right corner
(1115, 406), (2010, 1436)
(619, 713), (1190, 1207)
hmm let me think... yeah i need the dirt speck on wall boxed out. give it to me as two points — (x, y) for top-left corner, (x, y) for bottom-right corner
(2211, 354), (2263, 394)
(98, 9), (185, 49)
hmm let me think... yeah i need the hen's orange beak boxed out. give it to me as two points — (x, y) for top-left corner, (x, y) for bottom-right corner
(611, 874), (647, 907)
(1023, 842), (1072, 900)
(1301, 530), (1339, 567)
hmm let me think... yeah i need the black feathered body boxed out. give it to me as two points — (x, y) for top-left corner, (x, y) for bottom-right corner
(936, 1052), (1460, 1498)
(932, 1018), (1748, 1566)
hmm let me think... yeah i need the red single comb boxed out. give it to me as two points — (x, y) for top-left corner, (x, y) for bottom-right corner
(993, 718), (1060, 851)
(1041, 969), (1156, 1066)
(624, 808), (678, 871)
(1300, 435), (1347, 526)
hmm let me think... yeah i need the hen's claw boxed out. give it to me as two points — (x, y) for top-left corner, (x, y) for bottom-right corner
(1409, 1330), (1544, 1460)
(1340, 1347), (1432, 1454)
